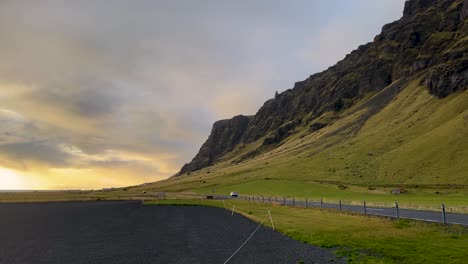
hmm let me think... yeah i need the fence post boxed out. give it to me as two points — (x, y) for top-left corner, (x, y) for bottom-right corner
(262, 195), (264, 203)
(320, 198), (323, 208)
(305, 198), (308, 208)
(339, 200), (342, 211)
(363, 201), (367, 215)
(283, 197), (286, 205)
(442, 203), (447, 226)
(268, 196), (271, 203)
(395, 202), (400, 219)
(276, 196), (278, 202)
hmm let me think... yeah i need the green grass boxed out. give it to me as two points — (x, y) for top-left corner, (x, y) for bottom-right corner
(130, 79), (468, 212)
(194, 179), (468, 211)
(145, 199), (468, 264)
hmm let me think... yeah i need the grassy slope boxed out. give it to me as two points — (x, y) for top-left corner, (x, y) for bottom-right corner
(131, 79), (468, 207)
(147, 199), (468, 264)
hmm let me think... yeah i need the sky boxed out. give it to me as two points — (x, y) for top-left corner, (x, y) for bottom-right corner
(0, 0), (406, 190)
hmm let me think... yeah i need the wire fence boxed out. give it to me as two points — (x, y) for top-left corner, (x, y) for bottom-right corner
(146, 192), (467, 226)
(238, 195), (468, 213)
(237, 194), (467, 226)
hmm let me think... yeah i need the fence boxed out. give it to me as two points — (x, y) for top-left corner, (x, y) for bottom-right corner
(236, 195), (467, 226)
(147, 192), (467, 226)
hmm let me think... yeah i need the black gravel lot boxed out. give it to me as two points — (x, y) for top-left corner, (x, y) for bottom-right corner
(0, 201), (344, 264)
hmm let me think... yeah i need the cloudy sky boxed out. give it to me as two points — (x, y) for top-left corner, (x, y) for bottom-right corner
(0, 0), (405, 190)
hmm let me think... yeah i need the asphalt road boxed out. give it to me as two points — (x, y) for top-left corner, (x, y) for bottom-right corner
(239, 196), (468, 226)
(0, 201), (344, 264)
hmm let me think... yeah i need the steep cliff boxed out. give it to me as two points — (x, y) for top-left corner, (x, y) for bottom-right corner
(178, 115), (251, 174)
(461, 0), (468, 19)
(177, 0), (468, 176)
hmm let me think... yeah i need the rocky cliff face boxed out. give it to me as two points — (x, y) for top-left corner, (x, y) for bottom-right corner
(177, 0), (468, 176)
(462, 0), (468, 19)
(178, 115), (251, 174)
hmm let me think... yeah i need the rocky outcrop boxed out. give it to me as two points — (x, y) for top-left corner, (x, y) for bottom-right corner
(403, 0), (434, 17)
(424, 60), (468, 97)
(310, 122), (328, 132)
(176, 0), (468, 175)
(462, 0), (468, 19)
(262, 119), (302, 145)
(178, 115), (251, 175)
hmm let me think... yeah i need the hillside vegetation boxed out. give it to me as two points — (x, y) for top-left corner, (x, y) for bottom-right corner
(131, 0), (468, 203)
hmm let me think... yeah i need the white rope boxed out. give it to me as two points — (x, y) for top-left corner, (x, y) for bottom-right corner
(268, 210), (275, 231)
(223, 219), (266, 264)
(225, 201), (275, 230)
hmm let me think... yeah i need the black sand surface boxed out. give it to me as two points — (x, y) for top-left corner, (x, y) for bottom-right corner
(0, 201), (344, 264)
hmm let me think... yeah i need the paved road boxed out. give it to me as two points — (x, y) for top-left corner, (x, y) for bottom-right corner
(232, 196), (468, 226)
(0, 201), (344, 264)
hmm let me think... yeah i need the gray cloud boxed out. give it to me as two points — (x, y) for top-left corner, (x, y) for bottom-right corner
(28, 85), (121, 118)
(0, 141), (71, 169)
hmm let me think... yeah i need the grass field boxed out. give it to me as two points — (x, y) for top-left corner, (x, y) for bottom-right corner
(194, 179), (468, 212)
(146, 199), (468, 264)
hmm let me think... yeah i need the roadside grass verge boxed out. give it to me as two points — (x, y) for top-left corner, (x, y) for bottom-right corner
(194, 180), (468, 213)
(145, 199), (468, 264)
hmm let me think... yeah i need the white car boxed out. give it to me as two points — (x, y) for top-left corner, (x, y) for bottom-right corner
(230, 191), (239, 198)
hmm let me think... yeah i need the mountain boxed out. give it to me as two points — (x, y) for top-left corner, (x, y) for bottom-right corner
(175, 0), (468, 186)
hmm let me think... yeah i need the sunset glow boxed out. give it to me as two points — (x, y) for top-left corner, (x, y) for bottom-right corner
(0, 168), (29, 190)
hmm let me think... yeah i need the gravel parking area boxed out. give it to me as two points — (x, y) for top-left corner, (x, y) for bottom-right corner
(0, 201), (344, 264)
